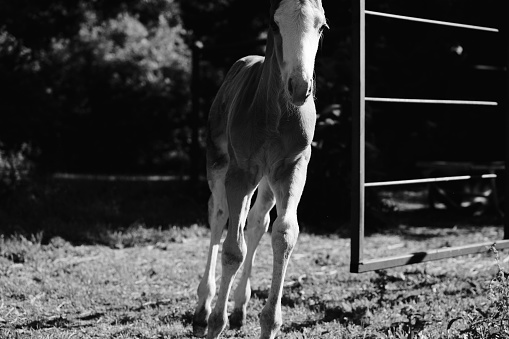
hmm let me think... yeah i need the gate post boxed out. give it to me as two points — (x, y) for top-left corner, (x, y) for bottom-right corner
(351, 0), (366, 273)
(505, 2), (509, 239)
(350, 1), (509, 272)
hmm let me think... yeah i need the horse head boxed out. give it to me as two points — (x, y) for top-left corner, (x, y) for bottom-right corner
(269, 0), (327, 106)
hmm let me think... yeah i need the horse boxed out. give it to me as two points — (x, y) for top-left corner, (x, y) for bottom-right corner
(193, 1), (327, 338)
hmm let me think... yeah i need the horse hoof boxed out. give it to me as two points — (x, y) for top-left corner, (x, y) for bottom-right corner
(229, 308), (246, 329)
(192, 323), (207, 338)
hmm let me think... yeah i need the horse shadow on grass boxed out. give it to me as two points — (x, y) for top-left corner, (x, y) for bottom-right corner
(12, 299), (195, 333)
(279, 303), (372, 334)
(252, 286), (374, 334)
(252, 265), (446, 335)
(13, 312), (104, 331)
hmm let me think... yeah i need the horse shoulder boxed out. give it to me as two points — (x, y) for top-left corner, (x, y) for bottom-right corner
(206, 56), (265, 165)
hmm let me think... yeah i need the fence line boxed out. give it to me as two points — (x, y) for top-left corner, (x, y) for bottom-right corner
(53, 173), (191, 182)
(351, 0), (508, 273)
(365, 10), (499, 32)
(365, 174), (497, 188)
(365, 97), (498, 106)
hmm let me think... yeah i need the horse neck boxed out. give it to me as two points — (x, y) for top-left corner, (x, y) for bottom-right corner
(259, 30), (285, 106)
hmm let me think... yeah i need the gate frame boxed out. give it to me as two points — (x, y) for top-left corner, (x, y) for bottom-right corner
(351, 0), (509, 273)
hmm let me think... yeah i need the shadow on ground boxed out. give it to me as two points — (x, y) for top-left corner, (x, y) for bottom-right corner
(1, 177), (504, 246)
(0, 177), (210, 244)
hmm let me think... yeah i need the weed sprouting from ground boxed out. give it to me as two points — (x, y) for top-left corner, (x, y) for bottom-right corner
(373, 269), (388, 306)
(0, 233), (43, 264)
(448, 245), (509, 339)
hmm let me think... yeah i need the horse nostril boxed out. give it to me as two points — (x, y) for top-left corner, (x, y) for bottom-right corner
(306, 79), (313, 97)
(306, 84), (312, 97)
(288, 78), (294, 95)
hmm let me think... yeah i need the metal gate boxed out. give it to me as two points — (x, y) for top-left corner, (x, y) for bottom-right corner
(351, 0), (509, 273)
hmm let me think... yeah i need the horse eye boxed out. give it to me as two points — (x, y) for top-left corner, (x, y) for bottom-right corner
(319, 23), (329, 33)
(270, 20), (279, 32)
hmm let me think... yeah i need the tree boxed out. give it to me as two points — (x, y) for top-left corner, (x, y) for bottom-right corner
(0, 0), (191, 174)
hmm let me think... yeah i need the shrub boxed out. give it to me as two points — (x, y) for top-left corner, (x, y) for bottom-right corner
(0, 143), (34, 190)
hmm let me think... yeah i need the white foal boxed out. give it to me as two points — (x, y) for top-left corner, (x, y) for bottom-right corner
(193, 1), (327, 338)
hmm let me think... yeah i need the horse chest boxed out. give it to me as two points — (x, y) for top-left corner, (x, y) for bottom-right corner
(224, 57), (316, 171)
(228, 106), (315, 171)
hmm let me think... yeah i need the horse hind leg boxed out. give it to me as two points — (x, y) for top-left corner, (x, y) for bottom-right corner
(193, 169), (228, 337)
(230, 177), (275, 329)
(207, 166), (257, 339)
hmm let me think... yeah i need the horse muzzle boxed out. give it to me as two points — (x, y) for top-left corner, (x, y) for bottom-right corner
(287, 76), (313, 106)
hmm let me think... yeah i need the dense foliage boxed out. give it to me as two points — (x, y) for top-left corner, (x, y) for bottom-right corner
(0, 0), (506, 226)
(0, 0), (190, 174)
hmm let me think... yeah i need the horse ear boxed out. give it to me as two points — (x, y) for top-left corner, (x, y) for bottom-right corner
(270, 0), (281, 8)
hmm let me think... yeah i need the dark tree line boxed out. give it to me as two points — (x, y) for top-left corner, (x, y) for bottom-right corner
(0, 0), (190, 175)
(0, 0), (506, 225)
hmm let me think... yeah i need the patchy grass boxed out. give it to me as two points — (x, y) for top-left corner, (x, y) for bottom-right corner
(451, 246), (509, 339)
(1, 181), (508, 338)
(1, 223), (508, 339)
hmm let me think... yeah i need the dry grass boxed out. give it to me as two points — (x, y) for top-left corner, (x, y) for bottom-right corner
(1, 180), (508, 338)
(1, 222), (508, 339)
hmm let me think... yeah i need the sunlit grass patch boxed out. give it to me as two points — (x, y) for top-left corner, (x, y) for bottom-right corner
(1, 224), (508, 338)
(0, 233), (44, 266)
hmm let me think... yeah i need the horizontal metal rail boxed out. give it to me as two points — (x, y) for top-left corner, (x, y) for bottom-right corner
(53, 173), (192, 182)
(365, 10), (499, 33)
(366, 97), (499, 106)
(473, 65), (507, 72)
(353, 240), (509, 273)
(365, 174), (497, 187)
(351, 0), (509, 274)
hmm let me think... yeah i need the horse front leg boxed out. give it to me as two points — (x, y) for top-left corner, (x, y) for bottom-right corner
(260, 152), (310, 339)
(230, 177), (275, 329)
(207, 166), (257, 339)
(193, 172), (228, 337)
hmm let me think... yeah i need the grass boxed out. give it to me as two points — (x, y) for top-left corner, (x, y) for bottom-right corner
(1, 224), (508, 338)
(1, 179), (508, 338)
(452, 246), (509, 339)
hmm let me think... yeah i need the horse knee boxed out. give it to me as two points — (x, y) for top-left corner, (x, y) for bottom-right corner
(247, 210), (270, 234)
(271, 218), (299, 258)
(221, 240), (246, 272)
